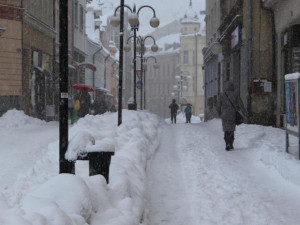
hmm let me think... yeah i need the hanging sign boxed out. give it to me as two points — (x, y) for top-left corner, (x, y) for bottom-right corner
(231, 26), (242, 49)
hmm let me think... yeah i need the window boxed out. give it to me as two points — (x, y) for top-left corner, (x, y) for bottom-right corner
(74, 0), (78, 26)
(183, 51), (189, 64)
(193, 51), (196, 64)
(79, 5), (84, 31)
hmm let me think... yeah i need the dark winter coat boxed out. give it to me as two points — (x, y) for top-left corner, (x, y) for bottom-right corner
(76, 90), (91, 117)
(169, 101), (179, 115)
(184, 105), (192, 115)
(217, 81), (246, 131)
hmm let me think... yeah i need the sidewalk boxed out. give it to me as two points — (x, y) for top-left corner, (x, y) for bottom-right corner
(144, 120), (300, 225)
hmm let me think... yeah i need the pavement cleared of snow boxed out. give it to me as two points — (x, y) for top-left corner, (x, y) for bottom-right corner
(145, 119), (300, 225)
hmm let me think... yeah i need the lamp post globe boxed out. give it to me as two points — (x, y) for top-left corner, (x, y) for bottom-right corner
(128, 12), (139, 27)
(124, 44), (131, 52)
(110, 15), (120, 27)
(151, 44), (159, 52)
(150, 16), (160, 28)
(136, 44), (142, 53)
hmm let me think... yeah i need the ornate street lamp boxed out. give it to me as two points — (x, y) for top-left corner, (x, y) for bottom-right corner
(174, 71), (191, 103)
(111, 4), (160, 111)
(124, 35), (158, 110)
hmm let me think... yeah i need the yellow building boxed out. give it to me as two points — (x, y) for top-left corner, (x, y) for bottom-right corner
(179, 1), (206, 116)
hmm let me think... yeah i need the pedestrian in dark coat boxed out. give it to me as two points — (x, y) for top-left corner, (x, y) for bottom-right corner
(75, 88), (92, 118)
(217, 81), (247, 151)
(169, 99), (179, 124)
(184, 104), (192, 123)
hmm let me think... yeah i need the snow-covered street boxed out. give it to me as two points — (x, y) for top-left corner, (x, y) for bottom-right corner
(0, 109), (300, 225)
(145, 121), (300, 225)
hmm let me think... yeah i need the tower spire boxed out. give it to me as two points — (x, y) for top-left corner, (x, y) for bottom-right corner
(190, 0), (192, 7)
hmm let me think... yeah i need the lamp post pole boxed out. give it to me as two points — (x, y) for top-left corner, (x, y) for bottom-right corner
(140, 56), (143, 110)
(118, 0), (124, 125)
(59, 0), (74, 174)
(137, 35), (158, 109)
(132, 6), (137, 109)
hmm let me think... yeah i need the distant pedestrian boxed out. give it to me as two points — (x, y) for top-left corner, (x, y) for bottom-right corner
(184, 103), (192, 123)
(169, 99), (179, 124)
(75, 88), (92, 118)
(217, 81), (247, 151)
(68, 95), (76, 124)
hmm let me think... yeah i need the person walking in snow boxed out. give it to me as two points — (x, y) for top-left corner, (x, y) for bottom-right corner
(217, 81), (247, 151)
(184, 103), (192, 123)
(75, 88), (92, 119)
(169, 99), (179, 124)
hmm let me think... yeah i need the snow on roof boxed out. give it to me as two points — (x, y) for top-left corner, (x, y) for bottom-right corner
(156, 33), (181, 47)
(145, 33), (181, 56)
(86, 10), (101, 43)
(285, 72), (300, 80)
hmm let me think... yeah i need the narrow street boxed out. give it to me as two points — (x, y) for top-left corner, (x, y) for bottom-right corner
(145, 121), (300, 225)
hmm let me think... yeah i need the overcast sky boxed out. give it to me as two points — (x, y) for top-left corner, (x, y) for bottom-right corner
(100, 0), (206, 35)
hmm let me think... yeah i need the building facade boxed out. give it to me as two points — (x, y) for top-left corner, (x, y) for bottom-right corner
(263, 0), (300, 127)
(22, 0), (56, 120)
(146, 49), (180, 118)
(144, 20), (181, 118)
(203, 0), (221, 120)
(73, 0), (87, 85)
(204, 0), (275, 125)
(179, 4), (206, 116)
(0, 0), (23, 115)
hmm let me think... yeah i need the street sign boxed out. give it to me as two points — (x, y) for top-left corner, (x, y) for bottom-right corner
(136, 80), (142, 89)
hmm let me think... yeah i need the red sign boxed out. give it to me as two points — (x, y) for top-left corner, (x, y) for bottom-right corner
(76, 62), (96, 72)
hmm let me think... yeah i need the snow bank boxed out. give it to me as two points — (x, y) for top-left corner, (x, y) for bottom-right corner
(0, 110), (163, 225)
(284, 72), (300, 80)
(0, 109), (46, 128)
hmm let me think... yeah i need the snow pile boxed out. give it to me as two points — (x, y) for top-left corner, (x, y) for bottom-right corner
(66, 130), (96, 161)
(0, 109), (163, 225)
(0, 109), (46, 128)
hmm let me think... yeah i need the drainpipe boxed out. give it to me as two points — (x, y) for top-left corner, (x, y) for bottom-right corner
(248, 0), (253, 121)
(195, 32), (198, 111)
(104, 55), (110, 88)
(92, 46), (103, 100)
(260, 0), (276, 126)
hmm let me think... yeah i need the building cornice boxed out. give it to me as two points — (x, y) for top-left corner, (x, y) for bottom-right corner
(0, 4), (24, 21)
(23, 11), (56, 38)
